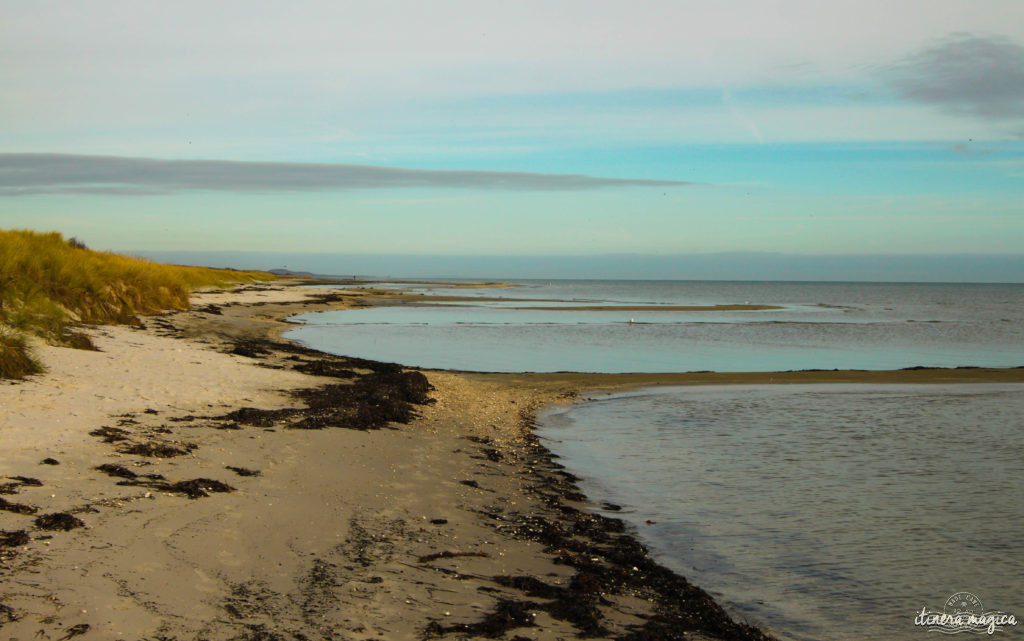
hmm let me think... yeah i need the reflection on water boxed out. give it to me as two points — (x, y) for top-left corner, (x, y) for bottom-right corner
(286, 280), (1024, 372)
(538, 384), (1024, 641)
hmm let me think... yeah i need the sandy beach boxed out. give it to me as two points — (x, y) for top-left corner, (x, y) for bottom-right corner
(2, 281), (1021, 641)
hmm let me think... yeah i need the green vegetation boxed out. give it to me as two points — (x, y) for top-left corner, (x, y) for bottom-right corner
(0, 229), (276, 379)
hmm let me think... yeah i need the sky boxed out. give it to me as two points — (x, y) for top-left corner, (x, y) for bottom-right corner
(1, 1), (1023, 278)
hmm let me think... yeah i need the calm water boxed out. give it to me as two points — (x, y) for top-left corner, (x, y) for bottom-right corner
(538, 384), (1024, 640)
(285, 280), (1024, 372)
(286, 280), (1024, 639)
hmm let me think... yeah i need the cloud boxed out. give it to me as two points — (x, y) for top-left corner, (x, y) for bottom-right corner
(0, 154), (690, 196)
(884, 33), (1024, 121)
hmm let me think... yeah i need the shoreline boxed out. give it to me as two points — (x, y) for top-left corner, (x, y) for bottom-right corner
(1, 280), (1020, 640)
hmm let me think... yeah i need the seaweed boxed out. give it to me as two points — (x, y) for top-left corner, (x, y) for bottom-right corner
(34, 513), (84, 531)
(117, 441), (195, 458)
(292, 360), (357, 379)
(58, 623), (90, 640)
(418, 550), (489, 563)
(163, 477), (234, 497)
(0, 530), (30, 547)
(226, 466), (261, 477)
(0, 497), (37, 515)
(89, 426), (130, 443)
(0, 603), (19, 625)
(223, 367), (434, 432)
(95, 463), (138, 479)
(230, 341), (271, 358)
(163, 478), (234, 499)
(101, 469), (231, 498)
(425, 599), (540, 638)
(290, 370), (434, 429)
(478, 448), (503, 462)
(222, 406), (298, 428)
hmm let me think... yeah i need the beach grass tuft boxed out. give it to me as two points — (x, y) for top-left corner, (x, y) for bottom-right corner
(0, 228), (276, 378)
(0, 328), (43, 379)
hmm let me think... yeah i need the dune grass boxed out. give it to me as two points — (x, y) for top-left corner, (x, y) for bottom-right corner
(0, 328), (41, 378)
(0, 229), (277, 379)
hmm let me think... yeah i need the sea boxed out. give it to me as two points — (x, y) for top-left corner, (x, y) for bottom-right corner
(284, 280), (1024, 640)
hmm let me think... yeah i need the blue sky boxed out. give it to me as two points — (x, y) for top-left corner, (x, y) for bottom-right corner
(1, 1), (1022, 266)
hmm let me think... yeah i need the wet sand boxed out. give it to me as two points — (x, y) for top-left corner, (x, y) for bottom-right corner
(470, 364), (1024, 393)
(2, 281), (1021, 641)
(505, 305), (780, 312)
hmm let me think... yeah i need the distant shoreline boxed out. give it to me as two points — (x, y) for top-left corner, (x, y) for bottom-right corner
(134, 250), (1024, 284)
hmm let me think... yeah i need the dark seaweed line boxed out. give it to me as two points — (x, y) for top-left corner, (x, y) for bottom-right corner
(426, 419), (777, 641)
